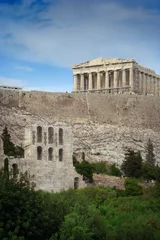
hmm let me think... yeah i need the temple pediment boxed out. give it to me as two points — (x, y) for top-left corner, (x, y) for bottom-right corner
(72, 57), (135, 69)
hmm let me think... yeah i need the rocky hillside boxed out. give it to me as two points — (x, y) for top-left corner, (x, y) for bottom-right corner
(1, 90), (160, 164)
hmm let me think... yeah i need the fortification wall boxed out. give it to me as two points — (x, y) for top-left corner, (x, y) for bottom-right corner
(17, 91), (160, 131)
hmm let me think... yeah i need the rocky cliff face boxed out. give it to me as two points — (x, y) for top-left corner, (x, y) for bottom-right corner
(1, 90), (160, 165)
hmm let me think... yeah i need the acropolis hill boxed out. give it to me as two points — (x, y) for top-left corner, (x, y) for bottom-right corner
(0, 57), (160, 168)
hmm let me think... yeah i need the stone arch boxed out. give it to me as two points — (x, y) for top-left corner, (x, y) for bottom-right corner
(37, 146), (42, 160)
(74, 177), (79, 189)
(48, 127), (54, 144)
(37, 126), (42, 143)
(59, 128), (63, 145)
(59, 148), (63, 162)
(48, 147), (53, 161)
(12, 163), (18, 177)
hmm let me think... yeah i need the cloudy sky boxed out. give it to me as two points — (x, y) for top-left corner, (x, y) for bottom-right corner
(0, 0), (159, 92)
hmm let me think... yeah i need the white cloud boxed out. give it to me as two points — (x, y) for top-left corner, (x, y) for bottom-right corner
(0, 0), (160, 73)
(14, 66), (33, 71)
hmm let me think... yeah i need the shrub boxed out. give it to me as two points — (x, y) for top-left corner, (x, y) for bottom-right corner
(91, 161), (108, 174)
(73, 157), (93, 182)
(109, 163), (122, 177)
(124, 178), (143, 196)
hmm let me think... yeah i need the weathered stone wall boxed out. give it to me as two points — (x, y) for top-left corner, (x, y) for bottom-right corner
(7, 123), (86, 192)
(1, 89), (160, 166)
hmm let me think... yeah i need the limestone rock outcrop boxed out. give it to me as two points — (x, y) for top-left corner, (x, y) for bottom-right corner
(1, 90), (160, 166)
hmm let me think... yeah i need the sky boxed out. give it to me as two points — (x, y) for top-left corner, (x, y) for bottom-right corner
(0, 0), (159, 92)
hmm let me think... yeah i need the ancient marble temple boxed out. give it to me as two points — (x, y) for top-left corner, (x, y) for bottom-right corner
(72, 58), (160, 95)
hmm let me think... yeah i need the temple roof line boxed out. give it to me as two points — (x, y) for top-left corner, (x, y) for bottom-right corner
(72, 57), (137, 69)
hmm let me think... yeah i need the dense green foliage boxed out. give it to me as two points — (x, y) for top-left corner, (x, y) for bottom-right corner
(124, 178), (143, 196)
(73, 156), (94, 182)
(73, 156), (122, 182)
(1, 126), (24, 157)
(121, 146), (160, 182)
(0, 168), (160, 240)
(121, 149), (143, 178)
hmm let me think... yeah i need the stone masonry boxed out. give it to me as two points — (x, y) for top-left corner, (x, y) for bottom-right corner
(0, 122), (86, 192)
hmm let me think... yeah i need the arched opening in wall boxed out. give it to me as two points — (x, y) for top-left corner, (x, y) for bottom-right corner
(48, 147), (53, 161)
(59, 148), (63, 162)
(4, 158), (9, 175)
(59, 128), (63, 145)
(74, 177), (79, 189)
(37, 146), (42, 160)
(12, 163), (18, 178)
(48, 127), (54, 144)
(37, 126), (42, 143)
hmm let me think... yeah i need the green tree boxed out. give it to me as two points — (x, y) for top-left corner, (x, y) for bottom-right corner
(1, 126), (15, 156)
(75, 161), (94, 182)
(73, 156), (93, 182)
(1, 126), (24, 157)
(0, 170), (48, 240)
(121, 149), (143, 178)
(142, 162), (156, 181)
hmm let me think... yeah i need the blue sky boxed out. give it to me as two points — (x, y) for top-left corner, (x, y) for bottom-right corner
(0, 0), (159, 92)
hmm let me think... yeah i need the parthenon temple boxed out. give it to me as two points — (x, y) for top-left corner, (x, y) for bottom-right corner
(72, 58), (160, 95)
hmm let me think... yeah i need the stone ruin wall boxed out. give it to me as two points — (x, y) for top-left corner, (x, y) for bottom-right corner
(0, 120), (86, 192)
(1, 89), (160, 166)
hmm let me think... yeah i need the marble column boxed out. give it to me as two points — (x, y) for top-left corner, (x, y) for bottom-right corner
(105, 71), (109, 89)
(141, 72), (145, 94)
(149, 75), (152, 94)
(153, 77), (155, 95)
(74, 74), (77, 92)
(114, 70), (118, 92)
(97, 72), (101, 90)
(88, 72), (92, 90)
(157, 78), (159, 96)
(145, 74), (148, 94)
(129, 68), (134, 92)
(138, 71), (141, 94)
(80, 74), (84, 91)
(122, 69), (126, 89)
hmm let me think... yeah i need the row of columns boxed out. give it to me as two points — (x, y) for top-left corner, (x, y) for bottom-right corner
(74, 68), (133, 92)
(138, 72), (160, 95)
(74, 69), (160, 95)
